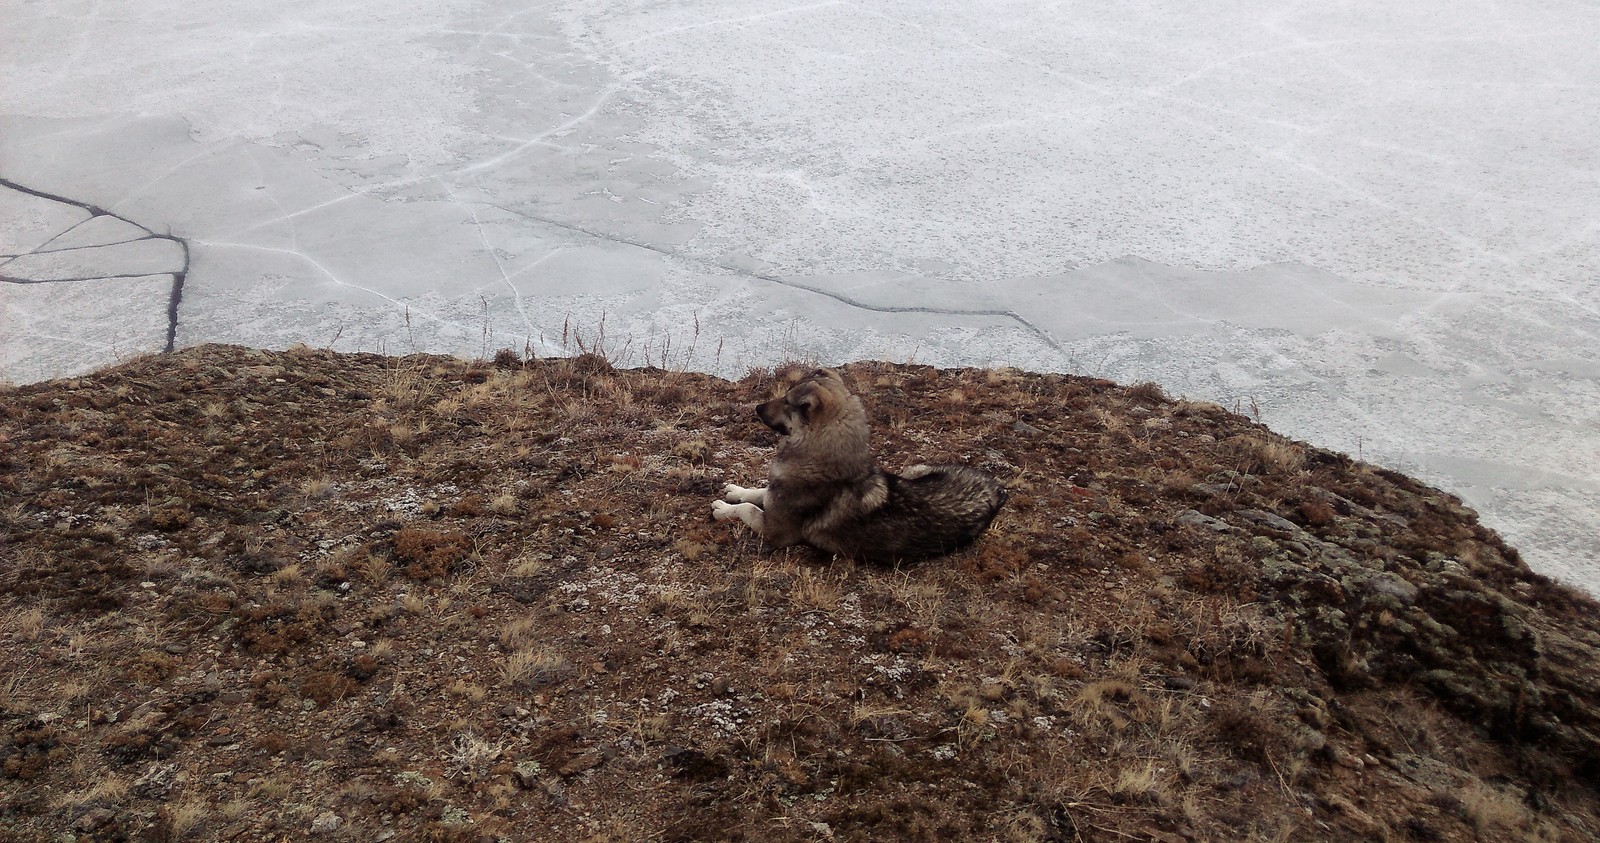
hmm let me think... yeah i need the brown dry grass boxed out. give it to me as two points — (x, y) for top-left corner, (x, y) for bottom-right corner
(0, 344), (1597, 842)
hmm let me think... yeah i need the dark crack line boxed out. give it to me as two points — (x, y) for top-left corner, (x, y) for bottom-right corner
(1, 272), (179, 284)
(0, 214), (153, 267)
(33, 233), (167, 255)
(167, 247), (190, 353)
(498, 205), (1067, 356)
(1, 177), (190, 352)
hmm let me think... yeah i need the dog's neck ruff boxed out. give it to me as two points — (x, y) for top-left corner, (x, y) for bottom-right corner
(776, 401), (874, 480)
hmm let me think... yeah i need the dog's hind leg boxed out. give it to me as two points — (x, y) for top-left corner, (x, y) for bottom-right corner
(711, 500), (765, 533)
(721, 484), (768, 506)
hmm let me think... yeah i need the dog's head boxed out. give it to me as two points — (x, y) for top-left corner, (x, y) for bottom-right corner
(756, 368), (850, 437)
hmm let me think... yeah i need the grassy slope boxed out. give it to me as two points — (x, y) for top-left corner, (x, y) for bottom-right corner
(1, 344), (1598, 842)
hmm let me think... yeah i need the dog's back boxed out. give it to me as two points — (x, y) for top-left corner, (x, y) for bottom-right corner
(812, 464), (1006, 563)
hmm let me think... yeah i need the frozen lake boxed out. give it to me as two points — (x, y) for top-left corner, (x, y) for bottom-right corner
(3, 1), (1596, 588)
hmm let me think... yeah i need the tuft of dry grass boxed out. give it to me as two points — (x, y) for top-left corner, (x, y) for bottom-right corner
(488, 492), (519, 515)
(300, 476), (337, 500)
(1110, 760), (1173, 807)
(1456, 780), (1532, 834)
(270, 563), (305, 587)
(160, 796), (209, 839)
(446, 731), (504, 778)
(14, 607), (46, 642)
(790, 567), (842, 612)
(502, 646), (569, 688)
(499, 616), (540, 650)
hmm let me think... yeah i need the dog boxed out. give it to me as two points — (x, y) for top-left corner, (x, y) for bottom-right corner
(711, 368), (1006, 563)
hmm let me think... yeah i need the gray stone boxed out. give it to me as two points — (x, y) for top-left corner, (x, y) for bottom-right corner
(1238, 509), (1304, 534)
(1365, 572), (1419, 605)
(1175, 510), (1231, 532)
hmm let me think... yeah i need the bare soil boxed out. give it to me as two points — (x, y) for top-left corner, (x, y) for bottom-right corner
(2, 344), (1598, 842)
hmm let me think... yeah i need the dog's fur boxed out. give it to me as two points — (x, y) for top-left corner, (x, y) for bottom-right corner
(711, 369), (1006, 563)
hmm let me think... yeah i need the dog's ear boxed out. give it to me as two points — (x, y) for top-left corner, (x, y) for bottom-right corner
(794, 390), (821, 418)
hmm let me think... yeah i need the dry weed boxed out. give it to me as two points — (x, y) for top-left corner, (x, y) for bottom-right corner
(502, 646), (569, 688)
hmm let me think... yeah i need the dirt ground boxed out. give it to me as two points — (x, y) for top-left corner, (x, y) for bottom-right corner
(2, 344), (1598, 842)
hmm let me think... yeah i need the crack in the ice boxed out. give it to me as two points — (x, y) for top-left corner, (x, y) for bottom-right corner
(491, 203), (1067, 355)
(0, 177), (190, 352)
(222, 86), (621, 242)
(1, 233), (169, 264)
(36, 234), (160, 254)
(194, 240), (460, 334)
(107, 140), (240, 217)
(1, 272), (177, 284)
(439, 176), (546, 342)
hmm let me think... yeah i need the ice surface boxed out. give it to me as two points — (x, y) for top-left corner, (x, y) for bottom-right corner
(1, 189), (90, 253)
(1, 0), (1596, 588)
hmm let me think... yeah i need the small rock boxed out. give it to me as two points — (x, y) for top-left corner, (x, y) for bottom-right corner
(1322, 794), (1378, 834)
(73, 807), (117, 832)
(1174, 510), (1231, 532)
(1332, 747), (1366, 770)
(1365, 572), (1419, 605)
(1161, 675), (1197, 692)
(1011, 420), (1042, 437)
(558, 746), (612, 777)
(310, 811), (341, 834)
(132, 764), (177, 799)
(1238, 509), (1302, 534)
(513, 760), (543, 788)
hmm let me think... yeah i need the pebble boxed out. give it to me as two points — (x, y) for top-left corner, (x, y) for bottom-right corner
(1011, 420), (1042, 436)
(1162, 675), (1198, 692)
(1174, 510), (1231, 532)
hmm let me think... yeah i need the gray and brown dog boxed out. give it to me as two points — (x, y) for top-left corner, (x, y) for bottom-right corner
(712, 368), (1006, 563)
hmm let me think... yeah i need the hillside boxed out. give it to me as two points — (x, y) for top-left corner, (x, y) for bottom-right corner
(2, 344), (1598, 842)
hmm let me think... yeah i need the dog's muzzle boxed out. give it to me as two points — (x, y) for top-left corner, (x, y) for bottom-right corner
(755, 399), (790, 436)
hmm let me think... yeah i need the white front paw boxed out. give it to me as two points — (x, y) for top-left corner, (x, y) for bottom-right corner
(711, 499), (736, 520)
(722, 483), (749, 503)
